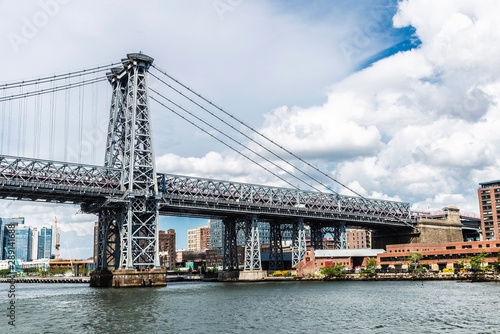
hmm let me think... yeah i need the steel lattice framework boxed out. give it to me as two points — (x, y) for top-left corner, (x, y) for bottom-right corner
(0, 155), (122, 203)
(157, 173), (412, 227)
(97, 53), (160, 270)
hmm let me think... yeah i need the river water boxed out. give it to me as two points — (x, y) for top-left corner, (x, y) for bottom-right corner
(1, 280), (499, 333)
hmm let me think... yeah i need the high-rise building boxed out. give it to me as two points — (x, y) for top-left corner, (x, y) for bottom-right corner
(159, 229), (176, 270)
(0, 216), (25, 260)
(187, 226), (211, 251)
(38, 225), (53, 259)
(31, 228), (39, 261)
(478, 180), (500, 240)
(14, 225), (31, 261)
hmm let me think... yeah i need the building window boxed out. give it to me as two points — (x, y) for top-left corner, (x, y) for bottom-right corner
(446, 246), (456, 250)
(481, 190), (491, 194)
(462, 245), (472, 249)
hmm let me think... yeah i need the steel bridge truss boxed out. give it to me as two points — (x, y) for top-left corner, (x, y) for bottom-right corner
(0, 155), (122, 203)
(157, 173), (412, 226)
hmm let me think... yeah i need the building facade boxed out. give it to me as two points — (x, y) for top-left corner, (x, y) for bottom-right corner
(38, 225), (53, 259)
(378, 240), (500, 271)
(14, 225), (32, 262)
(159, 229), (176, 270)
(31, 228), (39, 261)
(1, 216), (25, 260)
(478, 180), (500, 240)
(188, 226), (211, 251)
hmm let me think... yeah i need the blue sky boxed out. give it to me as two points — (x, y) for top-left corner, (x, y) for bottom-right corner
(2, 0), (500, 255)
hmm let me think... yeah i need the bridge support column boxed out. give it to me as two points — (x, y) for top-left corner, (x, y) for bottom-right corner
(269, 222), (284, 271)
(244, 214), (262, 271)
(292, 219), (306, 267)
(222, 218), (238, 271)
(333, 222), (347, 249)
(310, 224), (323, 250)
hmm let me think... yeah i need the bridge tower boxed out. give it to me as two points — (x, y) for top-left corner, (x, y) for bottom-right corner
(91, 53), (165, 287)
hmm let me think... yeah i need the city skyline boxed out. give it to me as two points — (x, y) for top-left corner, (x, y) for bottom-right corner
(1, 0), (500, 257)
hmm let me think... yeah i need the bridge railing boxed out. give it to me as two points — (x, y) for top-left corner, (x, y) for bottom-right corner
(0, 155), (121, 191)
(157, 173), (411, 220)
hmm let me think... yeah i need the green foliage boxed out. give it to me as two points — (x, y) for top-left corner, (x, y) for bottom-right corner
(469, 250), (487, 272)
(407, 252), (424, 273)
(492, 251), (500, 272)
(366, 258), (377, 269)
(320, 263), (345, 278)
(0, 268), (11, 277)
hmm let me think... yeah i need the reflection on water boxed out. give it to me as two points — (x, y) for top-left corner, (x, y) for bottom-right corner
(1, 280), (499, 333)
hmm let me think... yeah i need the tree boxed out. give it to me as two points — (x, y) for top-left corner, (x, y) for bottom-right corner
(492, 251), (500, 273)
(469, 250), (487, 272)
(320, 263), (345, 278)
(407, 252), (423, 273)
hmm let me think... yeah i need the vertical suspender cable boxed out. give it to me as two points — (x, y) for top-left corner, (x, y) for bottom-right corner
(7, 97), (13, 155)
(0, 90), (5, 153)
(78, 82), (85, 163)
(49, 80), (56, 160)
(64, 77), (70, 161)
(17, 86), (23, 155)
(22, 93), (27, 156)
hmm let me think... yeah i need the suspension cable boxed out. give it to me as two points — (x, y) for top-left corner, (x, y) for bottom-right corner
(0, 77), (106, 102)
(152, 64), (363, 198)
(0, 63), (119, 90)
(151, 88), (324, 193)
(150, 94), (301, 191)
(150, 70), (339, 196)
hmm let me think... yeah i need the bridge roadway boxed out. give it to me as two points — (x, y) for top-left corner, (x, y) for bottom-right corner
(0, 155), (413, 228)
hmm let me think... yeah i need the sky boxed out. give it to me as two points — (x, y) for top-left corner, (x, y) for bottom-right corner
(1, 0), (499, 258)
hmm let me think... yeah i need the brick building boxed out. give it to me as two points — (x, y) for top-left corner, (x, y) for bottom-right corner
(378, 240), (500, 271)
(295, 248), (384, 276)
(159, 229), (176, 270)
(188, 226), (211, 251)
(478, 180), (500, 241)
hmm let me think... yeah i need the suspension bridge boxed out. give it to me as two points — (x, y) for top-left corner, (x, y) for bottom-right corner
(0, 53), (415, 287)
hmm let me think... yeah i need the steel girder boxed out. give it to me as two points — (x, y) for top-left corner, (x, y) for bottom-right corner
(291, 219), (306, 267)
(222, 217), (238, 271)
(269, 222), (284, 271)
(0, 155), (121, 192)
(244, 214), (262, 271)
(157, 173), (413, 226)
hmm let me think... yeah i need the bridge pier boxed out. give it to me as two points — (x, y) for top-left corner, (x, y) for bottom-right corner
(90, 269), (166, 288)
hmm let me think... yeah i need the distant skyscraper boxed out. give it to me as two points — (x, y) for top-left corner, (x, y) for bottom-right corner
(31, 227), (39, 261)
(13, 225), (31, 262)
(0, 216), (25, 260)
(38, 225), (53, 259)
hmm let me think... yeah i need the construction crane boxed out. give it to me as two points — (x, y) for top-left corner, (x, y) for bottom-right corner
(54, 216), (60, 260)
